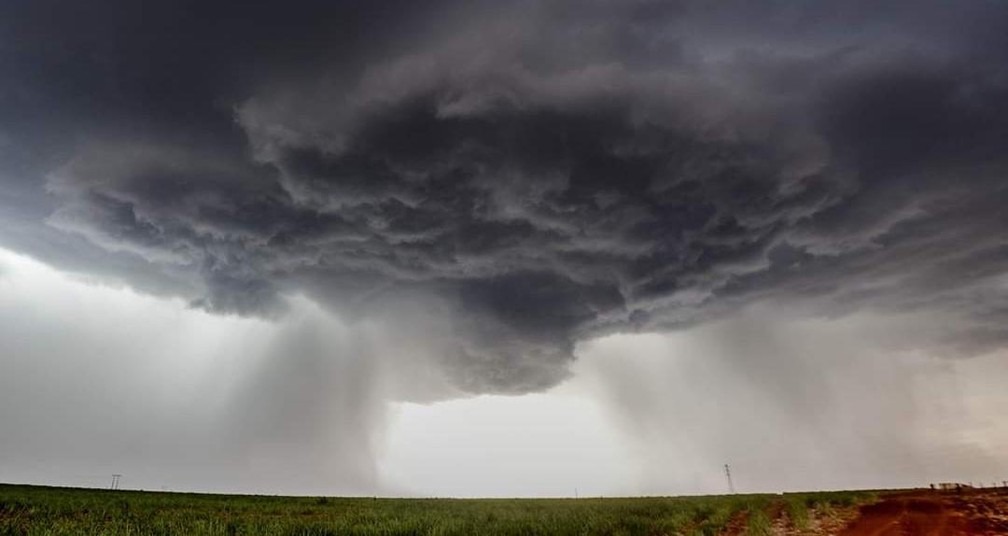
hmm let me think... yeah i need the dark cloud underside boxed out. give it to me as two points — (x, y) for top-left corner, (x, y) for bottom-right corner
(2, 0), (1007, 392)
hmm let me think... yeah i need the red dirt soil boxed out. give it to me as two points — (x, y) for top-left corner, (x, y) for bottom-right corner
(839, 489), (1008, 536)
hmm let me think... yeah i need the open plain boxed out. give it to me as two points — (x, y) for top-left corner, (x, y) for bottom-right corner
(2, 484), (1006, 535)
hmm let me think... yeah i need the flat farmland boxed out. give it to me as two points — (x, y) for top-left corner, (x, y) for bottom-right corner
(1, 483), (1004, 535)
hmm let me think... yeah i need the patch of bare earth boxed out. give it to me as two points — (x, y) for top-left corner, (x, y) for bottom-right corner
(838, 488), (1008, 536)
(718, 509), (750, 536)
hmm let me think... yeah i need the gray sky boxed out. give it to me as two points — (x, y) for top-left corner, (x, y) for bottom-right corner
(1, 0), (1007, 496)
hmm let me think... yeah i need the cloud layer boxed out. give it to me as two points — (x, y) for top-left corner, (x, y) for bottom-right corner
(2, 1), (1008, 393)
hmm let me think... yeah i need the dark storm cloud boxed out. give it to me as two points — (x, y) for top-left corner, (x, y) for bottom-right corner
(2, 0), (1008, 392)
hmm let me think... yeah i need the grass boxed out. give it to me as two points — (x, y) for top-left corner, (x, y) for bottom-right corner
(0, 484), (872, 536)
(785, 495), (810, 530)
(745, 508), (772, 536)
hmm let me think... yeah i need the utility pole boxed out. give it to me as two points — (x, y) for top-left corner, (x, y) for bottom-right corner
(724, 464), (735, 494)
(110, 474), (121, 490)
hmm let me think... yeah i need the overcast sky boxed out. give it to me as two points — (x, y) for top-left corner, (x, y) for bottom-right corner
(1, 0), (1007, 496)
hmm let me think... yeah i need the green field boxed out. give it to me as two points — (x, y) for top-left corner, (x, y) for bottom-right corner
(0, 484), (872, 536)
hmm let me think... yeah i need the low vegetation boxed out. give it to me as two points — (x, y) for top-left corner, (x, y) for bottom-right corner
(0, 484), (872, 535)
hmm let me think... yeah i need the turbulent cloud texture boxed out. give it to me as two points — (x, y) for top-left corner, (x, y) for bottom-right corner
(2, 0), (1008, 393)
